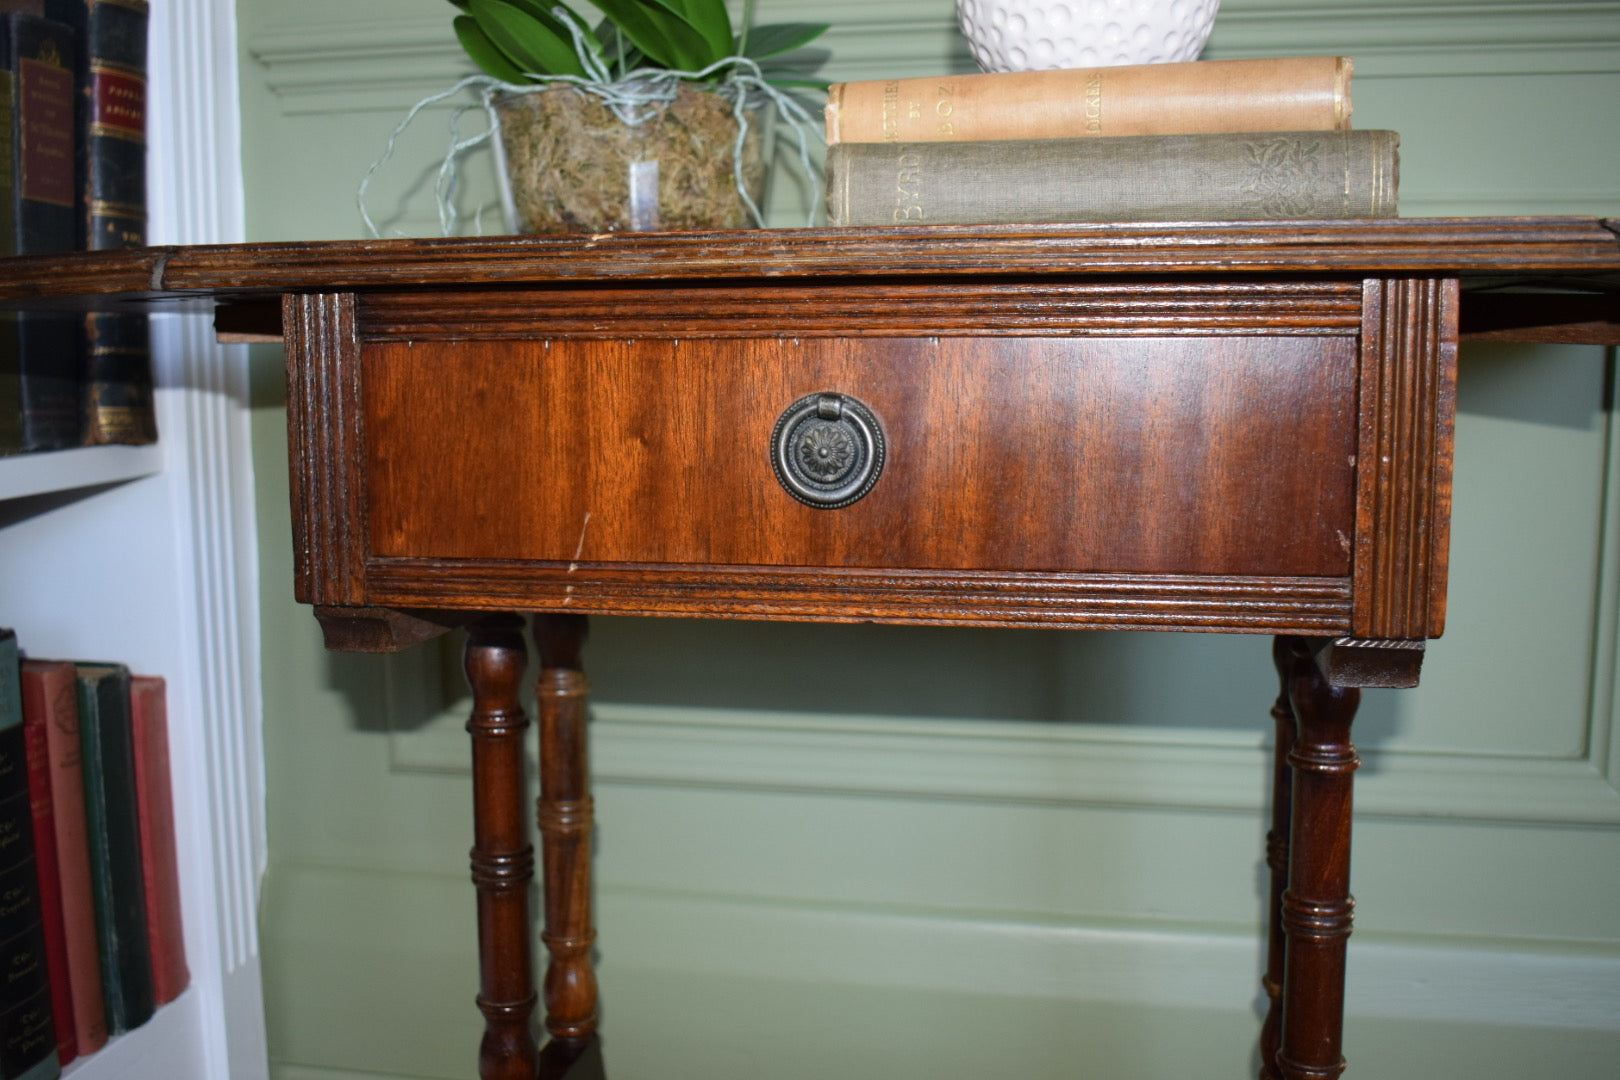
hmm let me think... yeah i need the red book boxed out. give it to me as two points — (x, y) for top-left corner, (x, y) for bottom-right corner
(20, 658), (107, 1063)
(129, 675), (188, 1005)
(20, 666), (73, 1066)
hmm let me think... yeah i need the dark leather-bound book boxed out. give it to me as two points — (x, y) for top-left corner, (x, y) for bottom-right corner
(1, 13), (80, 452)
(71, 662), (153, 1036)
(0, 28), (17, 454)
(0, 630), (61, 1080)
(43, 0), (153, 446)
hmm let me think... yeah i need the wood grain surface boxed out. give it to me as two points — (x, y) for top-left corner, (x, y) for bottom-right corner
(362, 334), (1357, 578)
(0, 219), (1614, 308)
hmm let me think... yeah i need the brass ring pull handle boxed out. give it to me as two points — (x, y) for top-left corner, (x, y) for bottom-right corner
(770, 391), (886, 509)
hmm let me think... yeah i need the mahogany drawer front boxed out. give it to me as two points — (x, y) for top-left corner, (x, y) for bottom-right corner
(361, 334), (1356, 578)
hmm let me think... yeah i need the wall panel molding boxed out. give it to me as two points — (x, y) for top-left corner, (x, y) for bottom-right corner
(264, 862), (1620, 1035)
(245, 2), (1620, 115)
(385, 684), (1620, 827)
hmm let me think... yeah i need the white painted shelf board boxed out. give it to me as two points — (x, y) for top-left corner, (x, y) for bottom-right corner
(60, 987), (205, 1078)
(0, 444), (164, 502)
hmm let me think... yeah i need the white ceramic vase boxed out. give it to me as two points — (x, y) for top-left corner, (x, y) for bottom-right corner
(957, 0), (1220, 72)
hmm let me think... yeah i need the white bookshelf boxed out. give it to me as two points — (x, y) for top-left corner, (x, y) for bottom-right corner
(0, 445), (163, 502)
(61, 989), (207, 1078)
(1, 1), (268, 1076)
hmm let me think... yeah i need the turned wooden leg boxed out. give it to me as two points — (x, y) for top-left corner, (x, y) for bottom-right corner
(1276, 640), (1361, 1080)
(1258, 636), (1300, 1080)
(534, 613), (599, 1043)
(463, 615), (540, 1080)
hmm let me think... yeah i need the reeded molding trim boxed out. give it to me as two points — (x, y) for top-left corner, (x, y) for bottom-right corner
(149, 0), (268, 1076)
(284, 293), (365, 607)
(1352, 277), (1458, 639)
(362, 563), (1354, 634)
(358, 280), (1365, 341)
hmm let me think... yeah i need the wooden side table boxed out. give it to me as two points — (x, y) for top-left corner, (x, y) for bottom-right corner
(6, 218), (1619, 1079)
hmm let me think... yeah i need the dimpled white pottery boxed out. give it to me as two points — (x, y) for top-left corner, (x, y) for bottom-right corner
(957, 0), (1220, 72)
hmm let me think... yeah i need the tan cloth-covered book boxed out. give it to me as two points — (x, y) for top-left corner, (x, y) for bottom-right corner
(825, 130), (1398, 227)
(825, 56), (1353, 145)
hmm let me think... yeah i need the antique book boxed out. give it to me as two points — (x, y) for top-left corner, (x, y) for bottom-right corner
(2, 13), (80, 451)
(20, 660), (105, 1064)
(825, 130), (1399, 227)
(20, 672), (72, 1066)
(73, 661), (153, 1036)
(0, 631), (61, 1080)
(0, 27), (18, 454)
(43, 0), (155, 446)
(128, 675), (186, 1007)
(824, 56), (1353, 145)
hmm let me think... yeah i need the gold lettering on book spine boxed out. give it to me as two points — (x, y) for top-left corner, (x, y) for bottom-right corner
(881, 81), (900, 141)
(893, 151), (924, 222)
(935, 82), (956, 137)
(1085, 74), (1103, 133)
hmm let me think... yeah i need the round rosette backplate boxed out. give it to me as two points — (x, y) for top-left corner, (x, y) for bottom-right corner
(770, 392), (886, 509)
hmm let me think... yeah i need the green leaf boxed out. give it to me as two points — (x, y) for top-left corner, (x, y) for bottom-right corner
(590, 0), (717, 71)
(756, 45), (830, 88)
(498, 0), (601, 47)
(453, 14), (528, 82)
(467, 0), (587, 78)
(740, 22), (828, 60)
(660, 0), (735, 61)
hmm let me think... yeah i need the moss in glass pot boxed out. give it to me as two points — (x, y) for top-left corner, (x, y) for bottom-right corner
(450, 0), (827, 233)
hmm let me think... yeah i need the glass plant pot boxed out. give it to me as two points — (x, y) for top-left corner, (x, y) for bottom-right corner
(493, 83), (772, 234)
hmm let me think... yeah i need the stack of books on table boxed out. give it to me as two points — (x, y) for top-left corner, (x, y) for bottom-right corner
(822, 56), (1398, 227)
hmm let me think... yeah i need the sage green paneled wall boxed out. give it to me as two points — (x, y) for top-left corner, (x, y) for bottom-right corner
(237, 2), (1620, 1078)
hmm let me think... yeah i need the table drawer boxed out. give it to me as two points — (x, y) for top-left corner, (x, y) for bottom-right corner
(362, 334), (1355, 578)
(287, 277), (1453, 636)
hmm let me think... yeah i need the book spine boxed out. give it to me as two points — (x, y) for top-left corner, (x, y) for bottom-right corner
(46, 0), (154, 447)
(20, 662), (103, 1062)
(825, 56), (1353, 145)
(0, 20), (19, 455)
(0, 631), (61, 1080)
(73, 663), (153, 1036)
(128, 676), (185, 1007)
(6, 13), (80, 452)
(19, 691), (70, 1066)
(825, 130), (1400, 228)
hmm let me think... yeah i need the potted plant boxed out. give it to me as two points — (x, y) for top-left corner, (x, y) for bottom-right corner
(448, 0), (829, 233)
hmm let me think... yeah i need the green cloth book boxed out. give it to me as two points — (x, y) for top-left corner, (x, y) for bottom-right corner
(72, 662), (153, 1036)
(825, 129), (1399, 227)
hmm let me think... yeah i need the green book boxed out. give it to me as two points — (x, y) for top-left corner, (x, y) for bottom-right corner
(825, 129), (1400, 227)
(0, 630), (60, 1080)
(73, 662), (153, 1036)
